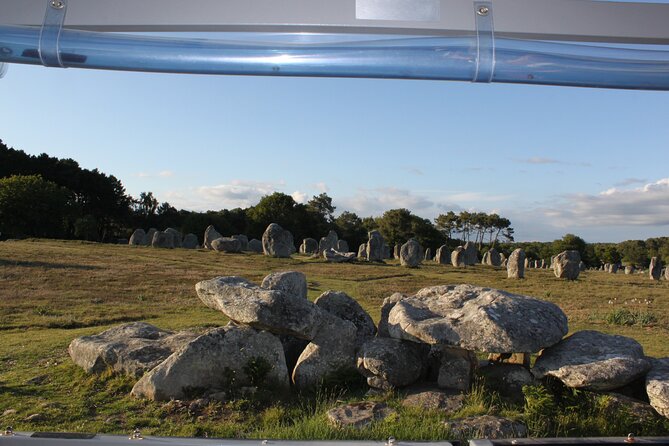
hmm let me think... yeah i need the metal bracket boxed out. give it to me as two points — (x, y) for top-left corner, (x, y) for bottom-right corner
(39, 0), (68, 67)
(473, 0), (494, 83)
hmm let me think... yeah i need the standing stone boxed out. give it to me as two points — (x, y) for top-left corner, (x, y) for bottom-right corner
(610, 263), (619, 274)
(400, 239), (423, 268)
(665, 266), (669, 281)
(261, 271), (308, 300)
(247, 238), (263, 253)
(507, 248), (526, 279)
(211, 237), (242, 253)
(451, 246), (465, 267)
(357, 243), (367, 259)
(144, 228), (157, 246)
(164, 228), (182, 248)
(424, 248), (432, 262)
(487, 248), (502, 267)
(435, 245), (450, 264)
(393, 244), (401, 259)
(625, 265), (635, 275)
(151, 231), (174, 249)
(182, 233), (198, 249)
(231, 234), (249, 251)
(463, 242), (478, 265)
(554, 250), (581, 280)
(482, 252), (490, 265)
(650, 257), (662, 280)
(366, 230), (384, 261)
(300, 238), (319, 255)
(318, 230), (338, 254)
(129, 229), (146, 246)
(524, 258), (530, 269)
(336, 240), (349, 253)
(203, 225), (222, 250)
(262, 223), (295, 258)
(383, 244), (391, 259)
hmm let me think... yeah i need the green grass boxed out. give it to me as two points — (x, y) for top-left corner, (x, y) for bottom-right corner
(1, 239), (669, 439)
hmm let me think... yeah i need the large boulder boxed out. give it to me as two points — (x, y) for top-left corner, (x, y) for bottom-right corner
(164, 227), (182, 248)
(144, 228), (157, 245)
(196, 276), (322, 339)
(451, 246), (466, 267)
(261, 271), (307, 300)
(366, 230), (384, 261)
(129, 229), (146, 246)
(203, 225), (222, 250)
(323, 248), (356, 263)
(231, 234), (249, 251)
(314, 290), (376, 344)
(131, 325), (289, 401)
(262, 223), (295, 258)
(435, 245), (450, 264)
(507, 248), (526, 279)
(646, 357), (669, 418)
(211, 237), (242, 253)
(336, 240), (349, 253)
(433, 346), (478, 391)
(151, 231), (174, 249)
(300, 238), (319, 255)
(182, 233), (198, 249)
(387, 284), (568, 353)
(247, 238), (263, 253)
(400, 239), (423, 268)
(554, 250), (581, 280)
(532, 330), (652, 390)
(650, 257), (662, 280)
(463, 242), (478, 265)
(356, 338), (425, 390)
(68, 322), (196, 377)
(292, 313), (358, 389)
(486, 248), (502, 267)
(319, 230), (339, 254)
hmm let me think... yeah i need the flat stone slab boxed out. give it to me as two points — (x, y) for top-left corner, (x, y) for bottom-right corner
(445, 415), (527, 439)
(533, 330), (652, 390)
(327, 401), (396, 428)
(402, 385), (466, 413)
(646, 357), (669, 419)
(68, 322), (197, 377)
(387, 284), (568, 353)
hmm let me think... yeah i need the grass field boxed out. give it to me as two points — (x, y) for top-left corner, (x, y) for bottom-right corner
(1, 239), (668, 439)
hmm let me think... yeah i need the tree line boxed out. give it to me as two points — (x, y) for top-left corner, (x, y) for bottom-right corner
(0, 140), (666, 268)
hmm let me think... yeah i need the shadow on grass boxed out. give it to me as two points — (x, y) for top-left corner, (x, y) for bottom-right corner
(0, 315), (155, 331)
(0, 258), (101, 271)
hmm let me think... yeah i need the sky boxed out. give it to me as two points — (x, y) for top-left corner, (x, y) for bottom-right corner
(1, 40), (669, 243)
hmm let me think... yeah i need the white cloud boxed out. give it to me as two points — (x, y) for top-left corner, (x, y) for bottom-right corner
(514, 157), (591, 167)
(291, 190), (308, 204)
(164, 180), (285, 211)
(335, 187), (463, 218)
(313, 182), (329, 193)
(136, 170), (175, 178)
(158, 170), (174, 177)
(614, 177), (647, 187)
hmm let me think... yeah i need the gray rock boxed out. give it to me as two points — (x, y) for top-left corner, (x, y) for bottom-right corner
(646, 357), (669, 418)
(393, 244), (401, 260)
(336, 240), (349, 253)
(650, 257), (662, 280)
(164, 228), (182, 248)
(366, 230), (384, 261)
(400, 239), (423, 268)
(625, 265), (636, 275)
(318, 230), (338, 254)
(666, 267), (669, 281)
(554, 250), (581, 280)
(196, 276), (322, 339)
(579, 261), (587, 272)
(433, 346), (478, 391)
(451, 246), (466, 267)
(387, 284), (568, 353)
(323, 248), (356, 263)
(315, 290), (376, 344)
(356, 337), (424, 389)
(481, 251), (490, 265)
(68, 322), (196, 377)
(262, 223), (295, 258)
(357, 243), (367, 259)
(24, 413), (46, 423)
(532, 330), (652, 390)
(435, 245), (450, 264)
(231, 234), (249, 251)
(424, 247), (432, 262)
(486, 248), (502, 267)
(327, 402), (395, 429)
(378, 292), (405, 337)
(144, 228), (157, 246)
(507, 248), (526, 279)
(524, 258), (530, 269)
(463, 242), (478, 265)
(599, 392), (666, 424)
(402, 385), (466, 413)
(131, 325), (289, 401)
(445, 415), (527, 439)
(292, 313), (358, 389)
(182, 233), (198, 249)
(279, 334), (310, 376)
(247, 238), (263, 253)
(203, 225), (221, 250)
(261, 271), (308, 300)
(383, 244), (392, 259)
(151, 231), (174, 249)
(300, 238), (319, 255)
(211, 237), (242, 253)
(129, 229), (146, 246)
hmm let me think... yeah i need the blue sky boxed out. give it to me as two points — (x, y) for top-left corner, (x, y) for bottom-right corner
(1, 55), (668, 243)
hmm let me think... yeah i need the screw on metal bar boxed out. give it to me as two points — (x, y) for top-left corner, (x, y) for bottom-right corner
(50, 0), (65, 9)
(129, 428), (143, 440)
(2, 427), (14, 436)
(386, 436), (397, 446)
(477, 5), (489, 15)
(262, 440), (269, 445)
(625, 433), (636, 443)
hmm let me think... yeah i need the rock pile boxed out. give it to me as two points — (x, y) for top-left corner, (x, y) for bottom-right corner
(129, 227), (198, 249)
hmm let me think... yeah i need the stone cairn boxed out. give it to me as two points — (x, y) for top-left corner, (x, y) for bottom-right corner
(69, 276), (669, 430)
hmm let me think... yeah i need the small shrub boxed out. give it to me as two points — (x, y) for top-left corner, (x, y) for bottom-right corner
(243, 357), (273, 388)
(605, 308), (657, 326)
